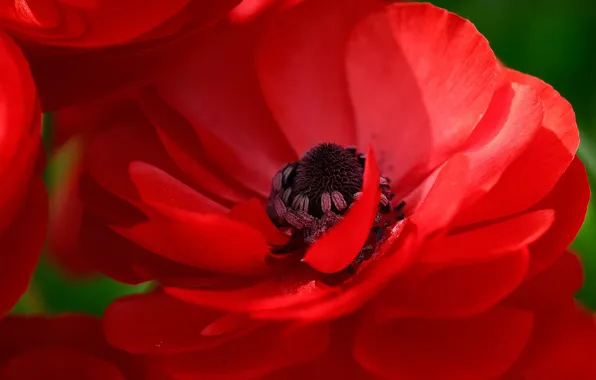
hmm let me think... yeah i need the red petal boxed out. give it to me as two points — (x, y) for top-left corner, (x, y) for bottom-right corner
(104, 292), (260, 354)
(229, 198), (289, 246)
(110, 207), (270, 276)
(165, 278), (328, 315)
(302, 146), (380, 274)
(346, 2), (498, 186)
(0, 348), (126, 380)
(409, 154), (469, 238)
(460, 81), (543, 205)
(527, 157), (589, 274)
(261, 316), (380, 380)
(166, 223), (419, 321)
(152, 323), (330, 380)
(376, 250), (529, 318)
(506, 250), (583, 311)
(0, 178), (47, 316)
(230, 0), (279, 22)
(504, 304), (596, 379)
(453, 69), (579, 223)
(355, 306), (533, 380)
(20, 1), (240, 110)
(158, 20), (296, 197)
(139, 88), (252, 206)
(129, 161), (227, 214)
(85, 106), (202, 212)
(0, 32), (41, 232)
(420, 210), (554, 265)
(76, 212), (224, 286)
(2, 1), (191, 47)
(257, 0), (378, 154)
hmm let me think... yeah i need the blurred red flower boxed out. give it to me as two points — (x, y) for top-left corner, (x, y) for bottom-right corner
(0, 0), (295, 111)
(0, 315), (146, 380)
(49, 0), (595, 378)
(0, 32), (46, 317)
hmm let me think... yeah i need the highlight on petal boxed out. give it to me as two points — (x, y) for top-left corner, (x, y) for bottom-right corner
(409, 154), (470, 238)
(129, 161), (227, 215)
(460, 81), (543, 205)
(157, 18), (296, 197)
(347, 2), (498, 186)
(302, 146), (380, 274)
(110, 207), (271, 276)
(0, 31), (42, 233)
(420, 210), (554, 265)
(454, 68), (580, 223)
(257, 0), (378, 154)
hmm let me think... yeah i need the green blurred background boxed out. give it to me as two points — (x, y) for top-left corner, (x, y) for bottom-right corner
(12, 0), (596, 316)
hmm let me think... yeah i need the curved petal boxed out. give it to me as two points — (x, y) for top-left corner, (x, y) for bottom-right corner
(526, 157), (589, 275)
(409, 154), (470, 238)
(506, 251), (583, 311)
(375, 250), (529, 319)
(346, 2), (498, 185)
(129, 161), (227, 214)
(453, 69), (580, 223)
(110, 206), (271, 276)
(158, 19), (296, 197)
(139, 88), (253, 206)
(257, 0), (379, 154)
(1, 0), (191, 46)
(503, 304), (596, 379)
(261, 316), (381, 380)
(104, 292), (261, 354)
(420, 210), (554, 265)
(84, 105), (204, 212)
(76, 212), (226, 286)
(0, 178), (47, 316)
(165, 222), (420, 322)
(459, 81), (543, 206)
(355, 306), (533, 380)
(0, 31), (41, 232)
(19, 0), (241, 110)
(303, 146), (380, 273)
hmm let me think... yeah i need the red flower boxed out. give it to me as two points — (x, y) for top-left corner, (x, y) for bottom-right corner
(49, 0), (595, 378)
(0, 315), (146, 380)
(0, 0), (290, 111)
(0, 32), (46, 317)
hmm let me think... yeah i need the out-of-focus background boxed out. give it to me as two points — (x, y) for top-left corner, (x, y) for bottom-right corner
(12, 0), (596, 315)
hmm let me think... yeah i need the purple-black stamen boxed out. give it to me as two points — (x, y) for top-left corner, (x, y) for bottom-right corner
(267, 143), (404, 272)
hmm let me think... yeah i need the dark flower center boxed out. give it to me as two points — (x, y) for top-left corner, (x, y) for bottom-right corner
(267, 143), (403, 272)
